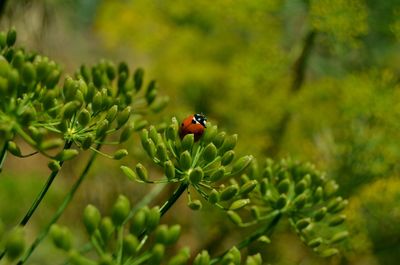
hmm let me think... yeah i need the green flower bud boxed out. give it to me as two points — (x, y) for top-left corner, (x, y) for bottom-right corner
(208, 189), (220, 204)
(45, 69), (61, 89)
(43, 90), (57, 110)
(314, 186), (323, 202)
(168, 250), (191, 265)
(149, 244), (165, 265)
(99, 217), (114, 242)
(278, 179), (290, 194)
(8, 141), (21, 156)
(83, 204), (101, 235)
(48, 160), (61, 172)
(308, 237), (323, 248)
(133, 119), (148, 131)
(239, 180), (257, 195)
(92, 92), (103, 113)
(105, 105), (118, 122)
(142, 138), (156, 159)
(6, 27), (17, 47)
(330, 199), (348, 214)
(117, 106), (131, 129)
(35, 58), (50, 81)
(98, 254), (113, 265)
(193, 250), (210, 265)
(166, 124), (178, 141)
(327, 197), (343, 213)
(202, 143), (217, 162)
(229, 199), (250, 210)
(188, 200), (202, 210)
(105, 62), (116, 81)
(11, 50), (24, 69)
(228, 246), (241, 265)
(220, 185), (239, 201)
(313, 207), (327, 222)
(181, 133), (194, 151)
(202, 125), (217, 143)
(5, 226), (25, 261)
(55, 149), (79, 161)
(146, 80), (157, 104)
(259, 179), (269, 196)
(96, 119), (109, 138)
(68, 250), (94, 265)
(166, 224), (181, 245)
(0, 76), (8, 95)
(113, 149), (128, 160)
(135, 163), (148, 182)
(293, 193), (307, 209)
(246, 254), (262, 265)
(118, 62), (129, 74)
(50, 225), (72, 251)
(189, 167), (204, 184)
(179, 151), (192, 171)
(220, 134), (237, 153)
(81, 134), (94, 150)
(117, 72), (128, 91)
(134, 68), (144, 91)
(77, 109), (91, 127)
(296, 218), (310, 230)
(130, 208), (148, 236)
(330, 231), (349, 244)
(85, 83), (95, 103)
(119, 123), (134, 143)
(221, 150), (235, 166)
(209, 167), (225, 182)
(164, 160), (176, 180)
(155, 142), (168, 161)
(40, 138), (64, 150)
(150, 96), (169, 112)
(328, 215), (346, 227)
(21, 62), (36, 84)
(155, 225), (168, 244)
(63, 77), (78, 101)
(111, 195), (131, 226)
(123, 234), (139, 256)
(80, 65), (91, 83)
(295, 180), (307, 195)
(324, 180), (339, 197)
(20, 106), (35, 125)
(213, 131), (226, 148)
(275, 194), (287, 209)
(231, 155), (253, 175)
(227, 210), (242, 225)
(146, 206), (160, 232)
(62, 101), (81, 119)
(319, 248), (339, 258)
(120, 166), (137, 181)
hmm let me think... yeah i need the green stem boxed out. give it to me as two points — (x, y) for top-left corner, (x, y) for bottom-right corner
(17, 143), (101, 265)
(0, 140), (8, 173)
(210, 211), (282, 265)
(19, 141), (73, 226)
(159, 182), (189, 217)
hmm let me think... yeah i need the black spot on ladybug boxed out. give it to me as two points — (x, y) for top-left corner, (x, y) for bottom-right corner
(191, 119), (196, 124)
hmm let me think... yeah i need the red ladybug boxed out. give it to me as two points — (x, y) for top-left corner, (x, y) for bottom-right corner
(179, 113), (207, 141)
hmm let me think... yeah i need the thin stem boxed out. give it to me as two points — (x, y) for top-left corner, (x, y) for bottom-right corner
(19, 141), (73, 226)
(17, 143), (101, 265)
(210, 211), (282, 265)
(0, 141), (8, 173)
(159, 182), (189, 217)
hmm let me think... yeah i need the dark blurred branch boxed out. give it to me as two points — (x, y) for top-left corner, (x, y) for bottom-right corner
(0, 0), (7, 18)
(267, 30), (317, 156)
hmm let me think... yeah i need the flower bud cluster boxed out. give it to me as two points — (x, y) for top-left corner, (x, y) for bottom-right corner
(0, 28), (166, 165)
(242, 158), (348, 257)
(194, 247), (262, 265)
(121, 117), (254, 212)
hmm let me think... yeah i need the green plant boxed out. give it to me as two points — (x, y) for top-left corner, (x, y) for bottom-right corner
(0, 28), (347, 264)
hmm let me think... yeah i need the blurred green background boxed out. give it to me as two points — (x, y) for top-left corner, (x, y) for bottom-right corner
(1, 0), (400, 264)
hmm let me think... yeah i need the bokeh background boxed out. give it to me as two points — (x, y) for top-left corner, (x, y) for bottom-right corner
(1, 0), (400, 264)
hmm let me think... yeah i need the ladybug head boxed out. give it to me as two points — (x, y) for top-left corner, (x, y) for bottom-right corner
(194, 113), (207, 128)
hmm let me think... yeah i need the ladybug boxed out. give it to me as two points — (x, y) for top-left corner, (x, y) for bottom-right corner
(180, 113), (207, 141)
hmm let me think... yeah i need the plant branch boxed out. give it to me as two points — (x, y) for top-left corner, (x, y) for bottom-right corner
(210, 211), (282, 265)
(17, 143), (102, 265)
(19, 141), (73, 226)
